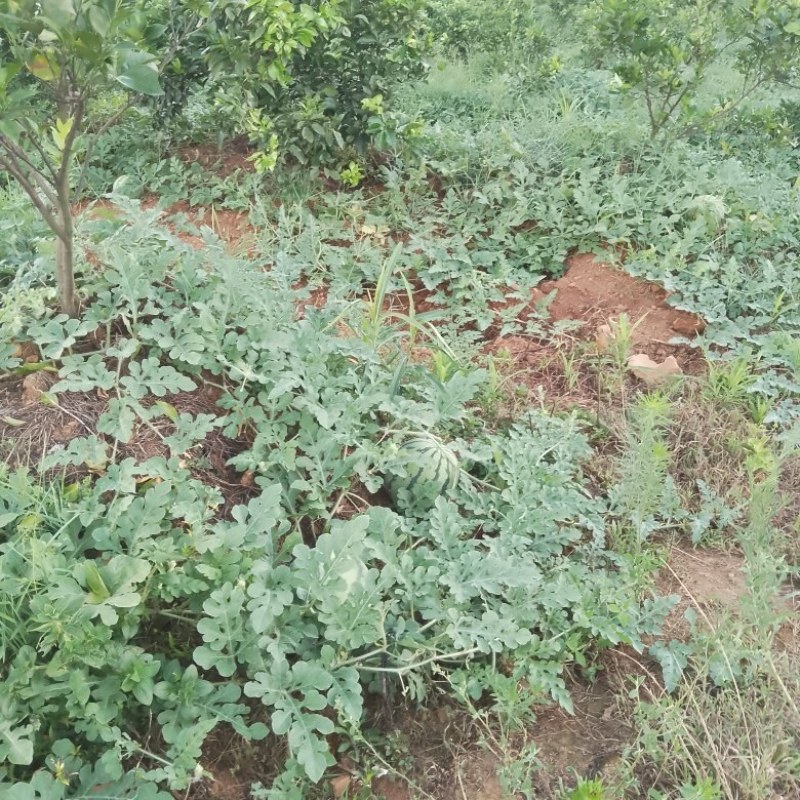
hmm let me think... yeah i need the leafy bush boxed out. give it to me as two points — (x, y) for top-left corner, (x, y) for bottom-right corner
(426, 0), (551, 68)
(586, 0), (800, 137)
(0, 188), (49, 290)
(195, 0), (429, 168)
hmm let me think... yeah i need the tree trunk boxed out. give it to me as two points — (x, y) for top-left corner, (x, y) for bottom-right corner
(55, 207), (77, 317)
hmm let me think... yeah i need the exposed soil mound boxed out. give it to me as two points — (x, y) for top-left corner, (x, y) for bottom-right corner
(178, 139), (255, 177)
(76, 199), (255, 249)
(657, 545), (749, 641)
(160, 200), (255, 247)
(540, 254), (706, 365)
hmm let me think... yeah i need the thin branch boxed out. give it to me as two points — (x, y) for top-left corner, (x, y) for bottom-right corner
(678, 75), (769, 138)
(353, 647), (481, 675)
(0, 134), (59, 205)
(18, 119), (60, 185)
(0, 154), (63, 237)
(660, 82), (696, 135)
(641, 66), (658, 137)
(715, 32), (749, 62)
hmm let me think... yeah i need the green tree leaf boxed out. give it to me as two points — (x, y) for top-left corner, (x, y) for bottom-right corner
(88, 4), (111, 36)
(41, 0), (76, 28)
(27, 53), (59, 80)
(116, 62), (162, 96)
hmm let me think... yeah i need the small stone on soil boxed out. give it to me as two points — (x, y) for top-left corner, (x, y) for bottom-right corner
(21, 372), (53, 404)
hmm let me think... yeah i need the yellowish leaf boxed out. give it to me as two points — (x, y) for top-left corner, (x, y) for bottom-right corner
(155, 400), (179, 421)
(51, 117), (74, 151)
(18, 513), (42, 533)
(27, 53), (59, 81)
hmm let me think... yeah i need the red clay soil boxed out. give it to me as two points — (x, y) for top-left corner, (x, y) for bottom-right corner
(77, 197), (255, 250)
(178, 139), (256, 178)
(481, 253), (709, 414)
(540, 253), (706, 366)
(158, 200), (255, 248)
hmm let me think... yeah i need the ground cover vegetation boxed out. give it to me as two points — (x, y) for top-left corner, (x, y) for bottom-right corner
(0, 0), (799, 798)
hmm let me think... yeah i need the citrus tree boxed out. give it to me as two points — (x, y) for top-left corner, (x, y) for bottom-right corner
(189, 0), (427, 169)
(0, 0), (171, 315)
(588, 0), (800, 138)
(0, 0), (338, 315)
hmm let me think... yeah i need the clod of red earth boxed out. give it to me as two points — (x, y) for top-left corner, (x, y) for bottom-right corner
(627, 353), (683, 386)
(370, 775), (411, 800)
(538, 253), (706, 368)
(330, 773), (351, 798)
(11, 341), (39, 363)
(202, 770), (247, 800)
(240, 469), (256, 488)
(20, 372), (54, 404)
(328, 770), (410, 800)
(292, 279), (330, 315)
(670, 313), (707, 338)
(329, 757), (418, 799)
(446, 754), (505, 800)
(595, 323), (614, 352)
(178, 139), (256, 178)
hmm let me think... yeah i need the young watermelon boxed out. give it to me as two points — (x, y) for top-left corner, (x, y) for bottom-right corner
(386, 436), (460, 513)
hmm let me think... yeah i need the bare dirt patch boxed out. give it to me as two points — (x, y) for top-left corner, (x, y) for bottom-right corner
(444, 752), (504, 800)
(178, 139), (256, 178)
(527, 669), (631, 786)
(484, 334), (599, 414)
(395, 657), (637, 800)
(77, 197), (255, 251)
(0, 383), (101, 467)
(480, 253), (711, 419)
(159, 200), (256, 249)
(657, 544), (749, 641)
(188, 724), (286, 800)
(666, 545), (749, 608)
(540, 254), (706, 368)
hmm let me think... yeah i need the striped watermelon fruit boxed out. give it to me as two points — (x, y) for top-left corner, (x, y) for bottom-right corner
(386, 436), (459, 512)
